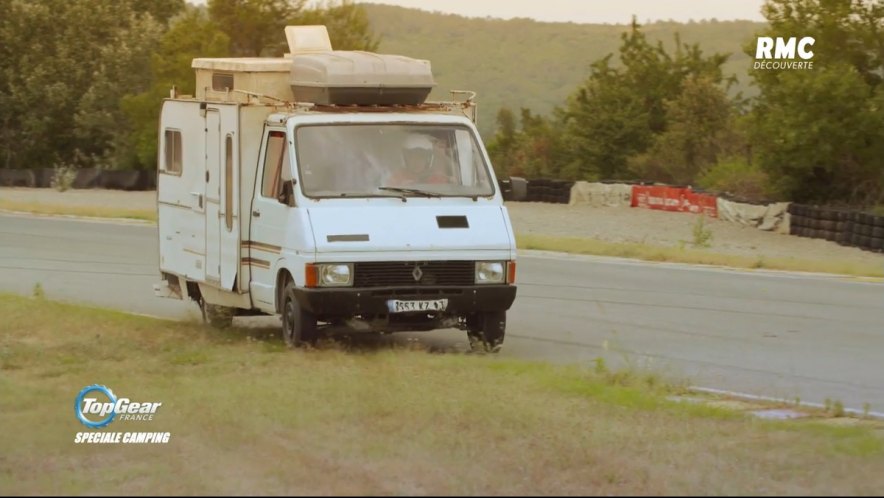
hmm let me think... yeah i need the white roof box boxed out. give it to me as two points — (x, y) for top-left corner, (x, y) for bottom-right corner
(290, 51), (435, 106)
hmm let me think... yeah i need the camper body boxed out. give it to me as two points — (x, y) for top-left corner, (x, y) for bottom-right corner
(154, 27), (517, 351)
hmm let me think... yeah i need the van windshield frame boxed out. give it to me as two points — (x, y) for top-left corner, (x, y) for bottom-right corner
(293, 123), (497, 200)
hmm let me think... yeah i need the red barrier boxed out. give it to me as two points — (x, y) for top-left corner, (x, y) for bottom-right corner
(631, 185), (718, 217)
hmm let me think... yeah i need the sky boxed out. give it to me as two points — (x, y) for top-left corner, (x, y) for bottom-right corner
(348, 0), (768, 24)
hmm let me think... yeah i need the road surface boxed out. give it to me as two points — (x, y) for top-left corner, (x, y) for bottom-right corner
(2, 214), (883, 412)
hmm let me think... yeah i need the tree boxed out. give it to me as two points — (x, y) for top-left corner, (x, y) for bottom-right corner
(559, 19), (731, 180)
(209, 0), (378, 56)
(209, 0), (305, 56)
(121, 6), (230, 169)
(487, 107), (517, 177)
(0, 0), (163, 170)
(749, 63), (884, 203)
(747, 0), (884, 204)
(299, 0), (380, 52)
(628, 76), (740, 185)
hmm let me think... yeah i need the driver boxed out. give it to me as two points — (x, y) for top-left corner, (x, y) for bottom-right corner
(388, 133), (448, 185)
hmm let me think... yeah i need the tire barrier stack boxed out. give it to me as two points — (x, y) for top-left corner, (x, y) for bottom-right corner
(522, 178), (574, 204)
(788, 204), (884, 253)
(0, 168), (157, 190)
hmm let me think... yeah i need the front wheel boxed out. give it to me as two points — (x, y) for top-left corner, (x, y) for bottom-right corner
(281, 281), (319, 348)
(467, 311), (506, 353)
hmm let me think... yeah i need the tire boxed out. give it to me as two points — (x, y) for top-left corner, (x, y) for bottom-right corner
(281, 280), (319, 348)
(202, 302), (234, 329)
(467, 311), (506, 353)
(871, 238), (884, 251)
(875, 216), (884, 228)
(852, 233), (863, 246)
(873, 227), (884, 238)
(805, 206), (818, 220)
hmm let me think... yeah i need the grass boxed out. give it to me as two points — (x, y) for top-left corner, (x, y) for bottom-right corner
(0, 196), (881, 278)
(2, 293), (884, 495)
(517, 233), (884, 278)
(0, 199), (156, 222)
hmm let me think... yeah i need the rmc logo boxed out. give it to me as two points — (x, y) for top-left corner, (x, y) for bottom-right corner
(754, 37), (815, 70)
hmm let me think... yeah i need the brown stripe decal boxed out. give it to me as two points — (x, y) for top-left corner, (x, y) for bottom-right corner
(242, 257), (270, 269)
(241, 240), (282, 252)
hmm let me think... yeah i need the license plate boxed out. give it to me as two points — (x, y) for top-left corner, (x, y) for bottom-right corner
(387, 299), (449, 313)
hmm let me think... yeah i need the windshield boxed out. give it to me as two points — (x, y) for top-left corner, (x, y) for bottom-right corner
(295, 124), (495, 198)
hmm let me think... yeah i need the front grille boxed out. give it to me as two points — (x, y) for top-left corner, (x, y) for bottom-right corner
(354, 261), (474, 287)
(370, 288), (464, 298)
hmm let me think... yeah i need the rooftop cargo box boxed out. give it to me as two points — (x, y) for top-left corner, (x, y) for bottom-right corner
(290, 51), (435, 106)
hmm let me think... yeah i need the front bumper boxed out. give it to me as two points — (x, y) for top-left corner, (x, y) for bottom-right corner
(293, 285), (517, 316)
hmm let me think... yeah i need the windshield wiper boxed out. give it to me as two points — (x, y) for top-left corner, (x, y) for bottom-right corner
(378, 186), (442, 198)
(311, 192), (408, 202)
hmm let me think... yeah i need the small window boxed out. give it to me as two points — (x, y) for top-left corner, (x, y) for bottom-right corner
(225, 135), (234, 231)
(164, 129), (182, 174)
(212, 73), (234, 92)
(261, 131), (288, 198)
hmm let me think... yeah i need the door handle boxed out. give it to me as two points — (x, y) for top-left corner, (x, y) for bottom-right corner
(252, 210), (261, 218)
(190, 191), (203, 209)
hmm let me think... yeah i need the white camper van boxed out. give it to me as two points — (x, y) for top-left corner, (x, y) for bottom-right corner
(153, 26), (517, 351)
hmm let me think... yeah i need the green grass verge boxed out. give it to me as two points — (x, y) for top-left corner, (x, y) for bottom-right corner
(0, 199), (157, 222)
(1, 293), (883, 494)
(517, 233), (884, 278)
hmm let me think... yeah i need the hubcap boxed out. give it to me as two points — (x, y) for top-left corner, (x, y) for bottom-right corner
(284, 300), (295, 341)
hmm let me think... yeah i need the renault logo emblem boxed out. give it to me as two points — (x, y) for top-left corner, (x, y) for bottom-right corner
(412, 266), (423, 282)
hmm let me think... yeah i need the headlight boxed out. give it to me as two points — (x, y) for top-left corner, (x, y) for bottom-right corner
(475, 261), (505, 284)
(318, 263), (353, 287)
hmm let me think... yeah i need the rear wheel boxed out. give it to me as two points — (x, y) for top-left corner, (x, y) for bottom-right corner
(467, 311), (506, 353)
(281, 281), (318, 348)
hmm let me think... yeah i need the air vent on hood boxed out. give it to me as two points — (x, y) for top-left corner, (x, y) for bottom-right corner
(327, 234), (369, 242)
(437, 215), (469, 229)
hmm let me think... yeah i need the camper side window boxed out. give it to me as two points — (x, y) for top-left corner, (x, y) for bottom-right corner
(163, 130), (182, 175)
(261, 131), (288, 198)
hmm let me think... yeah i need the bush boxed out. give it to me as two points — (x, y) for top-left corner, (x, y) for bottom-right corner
(691, 215), (713, 248)
(50, 164), (77, 192)
(697, 156), (771, 202)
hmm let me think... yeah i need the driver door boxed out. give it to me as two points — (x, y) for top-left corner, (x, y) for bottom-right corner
(248, 128), (291, 309)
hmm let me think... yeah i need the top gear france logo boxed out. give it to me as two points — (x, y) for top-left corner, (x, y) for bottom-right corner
(74, 385), (162, 429)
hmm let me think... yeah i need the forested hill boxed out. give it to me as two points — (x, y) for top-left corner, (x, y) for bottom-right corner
(361, 3), (765, 137)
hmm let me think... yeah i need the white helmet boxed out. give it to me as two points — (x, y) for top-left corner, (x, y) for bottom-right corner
(403, 133), (434, 169)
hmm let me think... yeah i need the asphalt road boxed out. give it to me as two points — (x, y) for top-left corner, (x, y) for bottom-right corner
(2, 214), (883, 413)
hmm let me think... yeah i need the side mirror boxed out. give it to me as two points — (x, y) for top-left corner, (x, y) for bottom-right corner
(277, 180), (294, 206)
